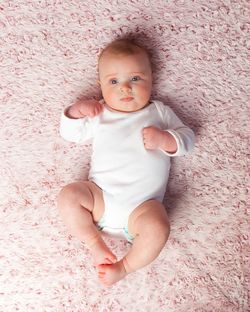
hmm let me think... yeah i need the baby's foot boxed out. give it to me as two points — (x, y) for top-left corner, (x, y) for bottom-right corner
(97, 259), (128, 286)
(89, 237), (117, 266)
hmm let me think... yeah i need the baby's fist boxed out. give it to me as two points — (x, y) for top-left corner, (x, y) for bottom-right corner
(142, 126), (164, 150)
(67, 99), (103, 119)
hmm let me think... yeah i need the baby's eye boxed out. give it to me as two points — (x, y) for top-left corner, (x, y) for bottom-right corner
(131, 76), (141, 81)
(110, 79), (118, 85)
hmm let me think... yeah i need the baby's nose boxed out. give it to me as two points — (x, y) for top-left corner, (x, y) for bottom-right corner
(120, 82), (132, 93)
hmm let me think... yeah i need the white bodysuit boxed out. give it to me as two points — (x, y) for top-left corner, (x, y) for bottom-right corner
(60, 100), (195, 241)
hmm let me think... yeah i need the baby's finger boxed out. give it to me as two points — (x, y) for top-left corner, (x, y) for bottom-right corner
(93, 105), (101, 115)
(142, 128), (149, 138)
(143, 137), (149, 147)
(94, 103), (103, 114)
(93, 107), (99, 115)
(89, 111), (96, 117)
(98, 103), (104, 113)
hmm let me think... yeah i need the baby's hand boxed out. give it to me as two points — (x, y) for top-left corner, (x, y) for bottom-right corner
(67, 99), (103, 119)
(142, 126), (165, 150)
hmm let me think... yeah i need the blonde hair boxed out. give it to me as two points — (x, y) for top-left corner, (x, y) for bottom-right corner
(98, 38), (151, 67)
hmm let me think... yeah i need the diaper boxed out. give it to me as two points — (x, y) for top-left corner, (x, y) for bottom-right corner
(93, 191), (136, 243)
(96, 216), (134, 243)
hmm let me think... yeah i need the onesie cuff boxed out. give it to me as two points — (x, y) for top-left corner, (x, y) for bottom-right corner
(60, 107), (92, 143)
(160, 130), (181, 157)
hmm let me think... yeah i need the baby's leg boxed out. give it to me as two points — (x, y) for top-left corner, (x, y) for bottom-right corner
(57, 181), (117, 265)
(98, 200), (170, 285)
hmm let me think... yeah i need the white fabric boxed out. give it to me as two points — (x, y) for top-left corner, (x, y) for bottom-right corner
(60, 100), (195, 230)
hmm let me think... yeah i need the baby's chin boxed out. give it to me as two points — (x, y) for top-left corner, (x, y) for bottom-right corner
(106, 101), (149, 113)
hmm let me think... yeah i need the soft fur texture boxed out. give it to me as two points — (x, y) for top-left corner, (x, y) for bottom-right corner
(0, 0), (249, 311)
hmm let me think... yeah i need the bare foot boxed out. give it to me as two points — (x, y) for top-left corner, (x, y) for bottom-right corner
(97, 259), (128, 286)
(89, 237), (117, 266)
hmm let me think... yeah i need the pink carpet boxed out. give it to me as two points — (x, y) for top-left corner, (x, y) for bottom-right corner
(0, 0), (249, 311)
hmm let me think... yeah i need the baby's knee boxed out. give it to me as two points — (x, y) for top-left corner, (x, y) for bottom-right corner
(57, 182), (82, 208)
(57, 181), (94, 212)
(150, 218), (170, 244)
(137, 211), (170, 244)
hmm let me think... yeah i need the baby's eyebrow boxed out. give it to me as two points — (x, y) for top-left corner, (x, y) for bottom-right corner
(105, 73), (117, 78)
(105, 72), (145, 78)
(131, 72), (145, 75)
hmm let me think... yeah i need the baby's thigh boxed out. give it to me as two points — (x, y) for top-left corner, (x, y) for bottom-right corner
(85, 181), (105, 222)
(58, 181), (104, 222)
(128, 199), (170, 237)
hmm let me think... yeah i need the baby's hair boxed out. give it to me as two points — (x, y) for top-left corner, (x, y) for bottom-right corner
(98, 38), (151, 66)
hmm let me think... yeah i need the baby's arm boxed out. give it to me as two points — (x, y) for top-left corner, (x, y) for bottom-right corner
(60, 99), (103, 143)
(142, 104), (195, 155)
(66, 99), (103, 119)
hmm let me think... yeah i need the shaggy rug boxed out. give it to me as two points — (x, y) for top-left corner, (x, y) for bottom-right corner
(0, 0), (249, 311)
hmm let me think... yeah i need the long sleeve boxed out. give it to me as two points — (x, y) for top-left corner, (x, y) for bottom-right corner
(59, 107), (95, 143)
(154, 101), (195, 156)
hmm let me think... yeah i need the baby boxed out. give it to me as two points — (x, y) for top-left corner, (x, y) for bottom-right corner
(58, 38), (195, 286)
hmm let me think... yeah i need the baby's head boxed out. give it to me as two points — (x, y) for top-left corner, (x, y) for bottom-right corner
(98, 39), (153, 113)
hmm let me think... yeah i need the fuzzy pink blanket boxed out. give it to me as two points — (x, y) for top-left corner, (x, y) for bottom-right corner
(0, 0), (249, 311)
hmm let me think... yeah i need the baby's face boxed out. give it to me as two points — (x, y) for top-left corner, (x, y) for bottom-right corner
(98, 51), (152, 113)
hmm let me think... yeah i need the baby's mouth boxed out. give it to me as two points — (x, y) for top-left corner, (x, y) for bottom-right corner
(120, 97), (134, 102)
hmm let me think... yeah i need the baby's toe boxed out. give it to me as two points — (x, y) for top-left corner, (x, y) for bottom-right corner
(110, 254), (117, 263)
(97, 264), (107, 273)
(98, 272), (105, 278)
